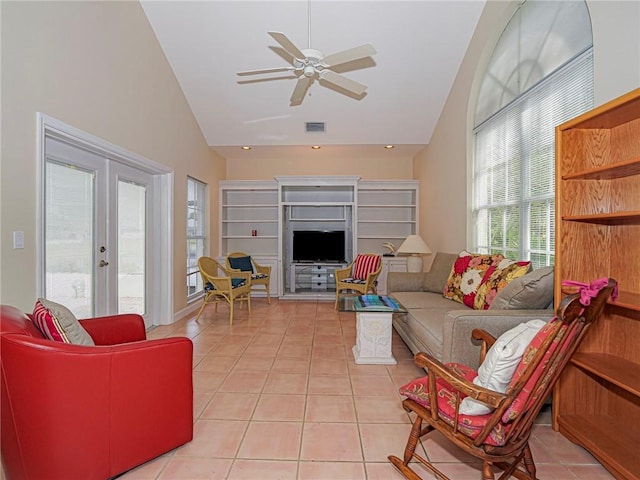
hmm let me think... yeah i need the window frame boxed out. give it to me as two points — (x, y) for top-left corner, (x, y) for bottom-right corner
(470, 1), (593, 269)
(186, 176), (208, 299)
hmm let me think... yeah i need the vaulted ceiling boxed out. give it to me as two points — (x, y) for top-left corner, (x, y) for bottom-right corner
(141, 1), (485, 158)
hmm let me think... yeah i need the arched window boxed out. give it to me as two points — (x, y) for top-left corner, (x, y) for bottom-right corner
(472, 0), (593, 268)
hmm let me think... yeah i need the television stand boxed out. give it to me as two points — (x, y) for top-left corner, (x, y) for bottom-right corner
(289, 262), (347, 294)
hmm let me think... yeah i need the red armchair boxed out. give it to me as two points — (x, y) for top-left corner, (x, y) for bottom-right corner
(0, 305), (193, 480)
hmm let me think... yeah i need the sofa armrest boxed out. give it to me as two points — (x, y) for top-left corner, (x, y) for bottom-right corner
(441, 309), (553, 369)
(108, 337), (193, 473)
(79, 313), (146, 345)
(387, 272), (427, 293)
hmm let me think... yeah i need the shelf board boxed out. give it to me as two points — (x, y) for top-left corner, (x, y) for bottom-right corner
(560, 288), (640, 312)
(357, 235), (407, 239)
(222, 204), (277, 208)
(289, 218), (347, 222)
(562, 156), (640, 180)
(559, 87), (640, 129)
(222, 220), (278, 223)
(358, 204), (417, 208)
(557, 414), (640, 480)
(612, 290), (640, 311)
(222, 235), (278, 239)
(571, 353), (640, 397)
(358, 220), (416, 224)
(562, 211), (640, 224)
(283, 202), (353, 206)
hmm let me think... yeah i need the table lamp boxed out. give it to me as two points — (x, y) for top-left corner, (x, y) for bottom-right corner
(397, 235), (432, 272)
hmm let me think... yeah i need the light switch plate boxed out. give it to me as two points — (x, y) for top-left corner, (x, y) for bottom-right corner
(13, 231), (25, 249)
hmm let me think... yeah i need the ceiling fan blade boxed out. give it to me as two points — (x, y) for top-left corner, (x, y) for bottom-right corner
(320, 70), (367, 95)
(322, 43), (376, 68)
(268, 31), (306, 60)
(290, 76), (312, 105)
(237, 66), (296, 76)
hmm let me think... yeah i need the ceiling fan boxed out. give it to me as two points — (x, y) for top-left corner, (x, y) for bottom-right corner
(237, 26), (376, 106)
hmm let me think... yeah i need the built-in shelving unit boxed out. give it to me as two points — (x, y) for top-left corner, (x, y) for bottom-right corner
(220, 176), (418, 299)
(219, 180), (279, 298)
(356, 180), (418, 254)
(219, 180), (278, 256)
(553, 87), (640, 480)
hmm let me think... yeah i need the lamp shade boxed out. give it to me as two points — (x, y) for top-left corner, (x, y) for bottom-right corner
(397, 235), (431, 255)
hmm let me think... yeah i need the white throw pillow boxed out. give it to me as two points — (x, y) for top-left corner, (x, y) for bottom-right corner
(459, 319), (547, 415)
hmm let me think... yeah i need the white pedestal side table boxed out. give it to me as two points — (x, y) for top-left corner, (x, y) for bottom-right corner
(338, 295), (407, 365)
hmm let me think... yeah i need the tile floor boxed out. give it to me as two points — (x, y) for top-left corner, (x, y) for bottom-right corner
(118, 298), (614, 480)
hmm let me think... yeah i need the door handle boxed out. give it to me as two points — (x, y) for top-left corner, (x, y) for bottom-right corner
(99, 260), (109, 267)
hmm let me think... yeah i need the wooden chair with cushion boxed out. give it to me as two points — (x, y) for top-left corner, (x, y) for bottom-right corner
(334, 253), (382, 309)
(388, 277), (617, 480)
(226, 252), (272, 304)
(195, 256), (251, 324)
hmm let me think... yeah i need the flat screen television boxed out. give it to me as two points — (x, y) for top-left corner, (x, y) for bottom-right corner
(292, 230), (345, 263)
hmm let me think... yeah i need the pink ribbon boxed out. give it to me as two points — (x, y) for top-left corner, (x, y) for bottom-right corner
(562, 277), (618, 306)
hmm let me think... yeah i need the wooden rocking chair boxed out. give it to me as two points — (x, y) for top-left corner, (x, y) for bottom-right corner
(388, 277), (617, 480)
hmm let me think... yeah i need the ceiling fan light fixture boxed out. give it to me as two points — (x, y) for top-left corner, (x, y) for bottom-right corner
(311, 145), (321, 150)
(384, 145), (395, 149)
(236, 2), (376, 107)
(241, 146), (252, 150)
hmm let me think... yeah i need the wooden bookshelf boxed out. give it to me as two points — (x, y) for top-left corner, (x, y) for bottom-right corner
(554, 87), (640, 480)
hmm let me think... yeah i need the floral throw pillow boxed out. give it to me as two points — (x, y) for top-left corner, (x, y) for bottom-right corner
(473, 259), (532, 310)
(443, 251), (504, 307)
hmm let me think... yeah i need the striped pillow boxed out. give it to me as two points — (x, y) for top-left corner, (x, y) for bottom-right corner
(32, 298), (95, 346)
(352, 254), (381, 281)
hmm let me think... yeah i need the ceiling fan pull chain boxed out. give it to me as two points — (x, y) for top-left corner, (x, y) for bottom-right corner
(307, 0), (312, 49)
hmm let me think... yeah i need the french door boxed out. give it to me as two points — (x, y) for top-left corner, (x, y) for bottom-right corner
(43, 135), (155, 326)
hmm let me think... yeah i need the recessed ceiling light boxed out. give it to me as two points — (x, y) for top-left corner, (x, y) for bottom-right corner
(311, 145), (321, 150)
(241, 146), (252, 150)
(384, 145), (395, 149)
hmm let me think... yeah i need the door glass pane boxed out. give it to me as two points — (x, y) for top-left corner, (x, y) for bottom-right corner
(45, 161), (94, 317)
(118, 180), (146, 314)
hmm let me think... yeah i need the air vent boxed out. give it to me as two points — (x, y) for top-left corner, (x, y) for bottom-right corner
(305, 122), (326, 133)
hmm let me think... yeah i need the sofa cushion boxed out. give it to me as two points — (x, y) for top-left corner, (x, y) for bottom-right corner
(405, 308), (452, 360)
(422, 252), (458, 293)
(392, 291), (456, 310)
(459, 319), (546, 415)
(32, 298), (95, 346)
(473, 260), (532, 310)
(489, 266), (554, 310)
(443, 251), (504, 308)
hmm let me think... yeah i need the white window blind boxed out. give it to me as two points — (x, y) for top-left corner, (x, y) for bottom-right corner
(187, 177), (208, 298)
(473, 50), (593, 268)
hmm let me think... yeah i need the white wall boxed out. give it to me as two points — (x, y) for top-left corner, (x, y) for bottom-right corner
(0, 1), (225, 313)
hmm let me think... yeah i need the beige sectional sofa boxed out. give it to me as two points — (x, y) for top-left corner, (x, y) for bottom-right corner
(388, 252), (555, 369)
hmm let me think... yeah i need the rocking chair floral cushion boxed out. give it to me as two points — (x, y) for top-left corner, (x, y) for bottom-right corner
(399, 363), (513, 447)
